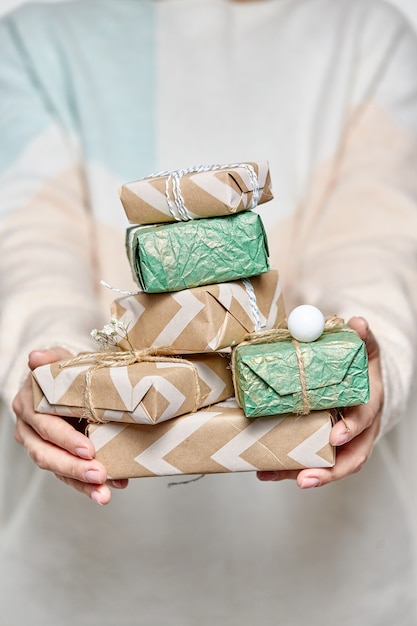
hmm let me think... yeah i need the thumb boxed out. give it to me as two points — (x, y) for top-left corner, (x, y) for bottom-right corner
(28, 347), (74, 371)
(347, 316), (380, 360)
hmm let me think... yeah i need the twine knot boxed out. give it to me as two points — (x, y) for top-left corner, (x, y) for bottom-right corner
(59, 347), (202, 423)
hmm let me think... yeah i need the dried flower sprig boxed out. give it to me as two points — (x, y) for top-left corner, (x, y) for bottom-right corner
(90, 318), (134, 352)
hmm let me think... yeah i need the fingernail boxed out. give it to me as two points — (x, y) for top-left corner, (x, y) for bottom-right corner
(301, 477), (320, 489)
(109, 479), (125, 489)
(335, 433), (350, 446)
(75, 446), (93, 460)
(359, 316), (369, 331)
(258, 471), (279, 481)
(91, 490), (104, 505)
(85, 469), (102, 483)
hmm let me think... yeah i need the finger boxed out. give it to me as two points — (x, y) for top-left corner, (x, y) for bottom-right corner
(29, 411), (95, 459)
(330, 317), (383, 446)
(16, 417), (107, 485)
(257, 425), (376, 488)
(28, 347), (73, 371)
(108, 479), (129, 489)
(55, 474), (112, 505)
(55, 477), (129, 504)
(257, 317), (383, 486)
(347, 316), (380, 360)
(347, 316), (369, 339)
(14, 347), (115, 502)
(257, 470), (299, 482)
(330, 400), (377, 447)
(14, 377), (96, 460)
(257, 399), (380, 485)
(296, 418), (378, 488)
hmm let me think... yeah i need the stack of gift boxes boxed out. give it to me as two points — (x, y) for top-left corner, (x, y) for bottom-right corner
(32, 161), (370, 479)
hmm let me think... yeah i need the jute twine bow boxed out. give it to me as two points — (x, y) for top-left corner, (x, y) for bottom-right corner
(232, 315), (351, 416)
(59, 347), (202, 423)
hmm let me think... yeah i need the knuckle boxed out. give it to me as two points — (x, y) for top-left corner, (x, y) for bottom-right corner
(351, 450), (369, 474)
(11, 395), (21, 417)
(63, 455), (90, 482)
(14, 423), (23, 445)
(36, 417), (51, 442)
(30, 448), (49, 471)
(364, 409), (376, 430)
(66, 459), (82, 481)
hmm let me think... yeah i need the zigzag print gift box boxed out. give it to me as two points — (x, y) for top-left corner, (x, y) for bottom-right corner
(31, 160), (340, 479)
(32, 352), (233, 426)
(119, 161), (273, 224)
(110, 270), (285, 354)
(87, 399), (336, 479)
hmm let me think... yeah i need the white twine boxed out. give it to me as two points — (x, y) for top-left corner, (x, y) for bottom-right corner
(146, 162), (260, 221)
(100, 277), (262, 332)
(242, 279), (261, 331)
(99, 280), (140, 296)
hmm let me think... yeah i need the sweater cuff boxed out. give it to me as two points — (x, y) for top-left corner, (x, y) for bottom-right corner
(376, 343), (404, 441)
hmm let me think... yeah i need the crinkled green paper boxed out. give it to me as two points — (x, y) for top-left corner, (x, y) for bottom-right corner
(233, 328), (370, 417)
(126, 211), (270, 293)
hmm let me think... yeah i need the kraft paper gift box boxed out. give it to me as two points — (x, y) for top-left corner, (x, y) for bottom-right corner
(119, 161), (273, 224)
(126, 211), (269, 293)
(86, 399), (336, 479)
(32, 352), (233, 425)
(232, 325), (370, 418)
(111, 270), (285, 354)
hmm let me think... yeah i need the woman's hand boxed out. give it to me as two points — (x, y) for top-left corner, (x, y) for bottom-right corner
(13, 348), (128, 504)
(257, 316), (384, 488)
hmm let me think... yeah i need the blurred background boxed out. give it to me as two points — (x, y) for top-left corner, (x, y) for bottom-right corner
(0, 0), (416, 30)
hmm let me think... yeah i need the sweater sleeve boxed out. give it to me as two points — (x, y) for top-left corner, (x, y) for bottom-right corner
(0, 15), (100, 413)
(290, 6), (417, 437)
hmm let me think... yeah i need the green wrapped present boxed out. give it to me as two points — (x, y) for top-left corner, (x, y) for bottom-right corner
(232, 324), (369, 417)
(126, 211), (269, 293)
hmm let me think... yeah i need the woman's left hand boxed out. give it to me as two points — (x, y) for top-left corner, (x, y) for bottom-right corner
(256, 316), (384, 488)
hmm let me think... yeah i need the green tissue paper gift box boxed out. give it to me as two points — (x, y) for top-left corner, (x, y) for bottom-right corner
(126, 211), (269, 293)
(233, 326), (370, 417)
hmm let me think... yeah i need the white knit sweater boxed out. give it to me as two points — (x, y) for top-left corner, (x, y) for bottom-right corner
(0, 1), (417, 623)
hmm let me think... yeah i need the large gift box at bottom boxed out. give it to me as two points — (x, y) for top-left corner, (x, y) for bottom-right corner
(87, 399), (336, 479)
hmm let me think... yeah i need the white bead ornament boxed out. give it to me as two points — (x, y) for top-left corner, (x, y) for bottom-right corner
(287, 305), (325, 343)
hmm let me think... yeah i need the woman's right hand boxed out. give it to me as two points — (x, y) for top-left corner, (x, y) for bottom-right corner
(12, 348), (128, 505)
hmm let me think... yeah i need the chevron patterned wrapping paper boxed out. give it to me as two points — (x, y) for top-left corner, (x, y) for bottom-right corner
(111, 271), (285, 354)
(31, 353), (234, 425)
(233, 327), (370, 417)
(87, 399), (336, 478)
(119, 161), (273, 224)
(126, 211), (270, 293)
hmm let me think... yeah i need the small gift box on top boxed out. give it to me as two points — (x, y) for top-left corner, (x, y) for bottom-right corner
(126, 211), (270, 293)
(110, 270), (285, 354)
(32, 352), (233, 426)
(87, 399), (336, 479)
(232, 319), (370, 418)
(119, 161), (273, 224)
